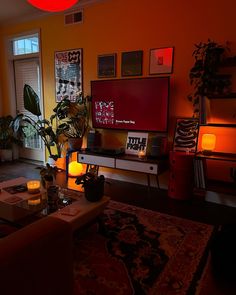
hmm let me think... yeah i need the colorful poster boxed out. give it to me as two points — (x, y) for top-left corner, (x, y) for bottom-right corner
(55, 49), (82, 102)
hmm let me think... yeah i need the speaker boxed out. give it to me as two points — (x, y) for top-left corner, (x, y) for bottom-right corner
(150, 136), (167, 157)
(87, 130), (102, 149)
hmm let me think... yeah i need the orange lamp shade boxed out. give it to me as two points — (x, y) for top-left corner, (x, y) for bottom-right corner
(68, 161), (83, 177)
(27, 0), (78, 12)
(201, 134), (216, 151)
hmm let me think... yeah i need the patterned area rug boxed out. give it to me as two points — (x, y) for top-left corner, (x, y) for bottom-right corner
(73, 200), (214, 295)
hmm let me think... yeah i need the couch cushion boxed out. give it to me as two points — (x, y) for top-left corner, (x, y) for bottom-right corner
(0, 221), (19, 238)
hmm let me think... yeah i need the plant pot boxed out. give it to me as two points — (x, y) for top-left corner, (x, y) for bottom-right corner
(84, 175), (105, 202)
(68, 138), (83, 150)
(41, 174), (54, 189)
(55, 157), (66, 170)
(0, 149), (13, 162)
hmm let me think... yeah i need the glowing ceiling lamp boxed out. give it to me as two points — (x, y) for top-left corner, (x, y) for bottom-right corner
(27, 0), (79, 12)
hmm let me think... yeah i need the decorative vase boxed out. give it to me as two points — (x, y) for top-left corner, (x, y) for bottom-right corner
(55, 157), (66, 170)
(68, 138), (83, 150)
(84, 175), (105, 202)
(41, 174), (54, 189)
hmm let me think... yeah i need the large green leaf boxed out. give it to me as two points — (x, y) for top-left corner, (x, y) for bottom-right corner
(24, 84), (41, 116)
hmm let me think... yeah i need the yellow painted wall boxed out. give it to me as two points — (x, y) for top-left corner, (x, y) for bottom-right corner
(0, 0), (235, 183)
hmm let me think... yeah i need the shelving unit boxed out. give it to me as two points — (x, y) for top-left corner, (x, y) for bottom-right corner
(194, 152), (236, 197)
(197, 57), (236, 197)
(200, 56), (236, 126)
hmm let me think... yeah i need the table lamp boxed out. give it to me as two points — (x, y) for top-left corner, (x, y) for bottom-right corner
(68, 161), (83, 177)
(201, 133), (216, 154)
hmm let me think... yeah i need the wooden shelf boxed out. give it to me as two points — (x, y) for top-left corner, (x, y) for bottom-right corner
(207, 93), (236, 99)
(194, 152), (236, 196)
(206, 179), (236, 195)
(196, 152), (236, 162)
(220, 57), (236, 67)
(200, 123), (236, 127)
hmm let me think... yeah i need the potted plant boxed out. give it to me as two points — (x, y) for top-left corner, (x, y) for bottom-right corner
(40, 163), (58, 188)
(75, 168), (105, 202)
(0, 115), (22, 161)
(51, 92), (91, 150)
(12, 84), (70, 162)
(188, 39), (231, 117)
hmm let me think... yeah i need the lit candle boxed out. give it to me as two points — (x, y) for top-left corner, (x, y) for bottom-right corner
(28, 197), (41, 205)
(27, 180), (41, 194)
(138, 150), (145, 159)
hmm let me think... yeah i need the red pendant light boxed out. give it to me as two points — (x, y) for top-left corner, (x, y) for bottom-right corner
(27, 0), (79, 12)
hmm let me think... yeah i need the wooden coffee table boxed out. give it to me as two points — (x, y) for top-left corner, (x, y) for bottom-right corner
(50, 193), (110, 231)
(0, 177), (110, 231)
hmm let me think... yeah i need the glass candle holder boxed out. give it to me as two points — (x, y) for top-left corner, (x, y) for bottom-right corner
(138, 150), (146, 159)
(27, 180), (41, 194)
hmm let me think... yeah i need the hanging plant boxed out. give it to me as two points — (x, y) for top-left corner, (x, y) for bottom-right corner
(188, 39), (231, 117)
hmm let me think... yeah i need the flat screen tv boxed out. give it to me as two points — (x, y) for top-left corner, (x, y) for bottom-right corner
(91, 77), (169, 132)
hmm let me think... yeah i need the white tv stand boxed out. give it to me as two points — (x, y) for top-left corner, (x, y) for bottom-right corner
(77, 150), (168, 189)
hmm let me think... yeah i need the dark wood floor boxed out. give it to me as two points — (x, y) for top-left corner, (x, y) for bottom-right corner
(1, 160), (236, 226)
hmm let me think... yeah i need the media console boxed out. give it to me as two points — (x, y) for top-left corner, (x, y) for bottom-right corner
(76, 150), (168, 190)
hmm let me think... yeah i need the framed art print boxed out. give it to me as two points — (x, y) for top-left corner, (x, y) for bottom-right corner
(173, 118), (199, 153)
(98, 53), (116, 78)
(55, 48), (82, 102)
(121, 50), (143, 76)
(125, 132), (149, 155)
(149, 47), (174, 74)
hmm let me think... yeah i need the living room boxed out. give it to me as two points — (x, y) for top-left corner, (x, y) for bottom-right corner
(0, 0), (236, 294)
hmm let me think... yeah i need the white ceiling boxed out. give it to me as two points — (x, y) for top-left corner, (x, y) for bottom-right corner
(0, 0), (104, 26)
(0, 0), (48, 25)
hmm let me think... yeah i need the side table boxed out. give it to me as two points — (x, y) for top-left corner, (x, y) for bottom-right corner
(168, 151), (195, 200)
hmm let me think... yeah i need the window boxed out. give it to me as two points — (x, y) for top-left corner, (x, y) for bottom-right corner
(8, 31), (44, 162)
(12, 34), (39, 56)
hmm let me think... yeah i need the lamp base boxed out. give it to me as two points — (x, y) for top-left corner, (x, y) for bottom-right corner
(202, 149), (214, 155)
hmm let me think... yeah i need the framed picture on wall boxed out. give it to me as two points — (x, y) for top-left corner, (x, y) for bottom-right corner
(55, 48), (83, 102)
(149, 47), (174, 74)
(173, 118), (199, 153)
(121, 50), (143, 76)
(97, 53), (116, 78)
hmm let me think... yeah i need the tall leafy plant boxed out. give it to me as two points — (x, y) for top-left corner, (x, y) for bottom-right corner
(12, 84), (65, 160)
(51, 92), (90, 139)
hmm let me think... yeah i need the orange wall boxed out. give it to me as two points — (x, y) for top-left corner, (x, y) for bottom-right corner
(0, 0), (235, 152)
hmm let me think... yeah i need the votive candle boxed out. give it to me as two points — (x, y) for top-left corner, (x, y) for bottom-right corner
(27, 180), (41, 194)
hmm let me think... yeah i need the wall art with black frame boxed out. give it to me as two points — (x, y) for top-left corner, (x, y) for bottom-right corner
(173, 118), (199, 153)
(121, 50), (143, 76)
(97, 53), (116, 78)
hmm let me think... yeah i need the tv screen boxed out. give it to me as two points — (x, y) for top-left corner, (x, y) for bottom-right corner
(91, 77), (169, 132)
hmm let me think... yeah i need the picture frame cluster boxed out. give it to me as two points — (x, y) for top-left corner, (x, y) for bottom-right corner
(97, 47), (174, 78)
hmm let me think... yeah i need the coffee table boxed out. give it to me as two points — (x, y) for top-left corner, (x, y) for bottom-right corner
(0, 177), (110, 231)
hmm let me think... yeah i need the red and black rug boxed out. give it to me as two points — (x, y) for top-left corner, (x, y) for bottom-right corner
(73, 201), (214, 295)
